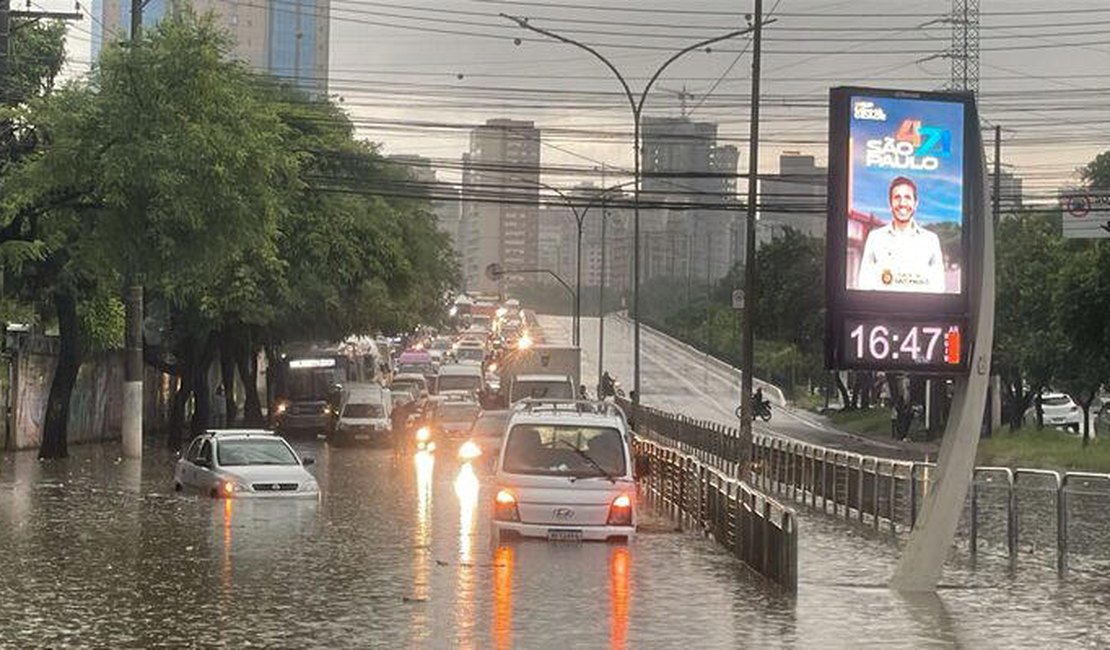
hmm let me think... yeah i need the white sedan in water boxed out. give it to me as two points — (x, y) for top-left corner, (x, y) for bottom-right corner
(175, 430), (320, 498)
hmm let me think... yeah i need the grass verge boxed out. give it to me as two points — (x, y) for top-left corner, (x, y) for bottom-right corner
(977, 427), (1109, 473)
(826, 408), (900, 441)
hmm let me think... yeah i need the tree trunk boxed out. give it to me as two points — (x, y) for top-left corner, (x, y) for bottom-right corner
(219, 332), (237, 425)
(834, 372), (851, 412)
(189, 333), (219, 436)
(237, 342), (264, 426)
(39, 291), (80, 460)
(168, 370), (190, 450)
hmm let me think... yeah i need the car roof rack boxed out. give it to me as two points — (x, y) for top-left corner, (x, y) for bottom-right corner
(511, 399), (625, 419)
(207, 429), (276, 437)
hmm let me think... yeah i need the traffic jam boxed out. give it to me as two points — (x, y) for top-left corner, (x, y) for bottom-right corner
(172, 294), (642, 545)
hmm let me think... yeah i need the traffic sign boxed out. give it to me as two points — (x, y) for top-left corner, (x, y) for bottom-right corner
(731, 289), (745, 310)
(486, 263), (504, 281)
(1060, 190), (1110, 239)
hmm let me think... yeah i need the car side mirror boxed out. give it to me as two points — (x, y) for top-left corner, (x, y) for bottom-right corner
(302, 457), (315, 467)
(633, 455), (651, 479)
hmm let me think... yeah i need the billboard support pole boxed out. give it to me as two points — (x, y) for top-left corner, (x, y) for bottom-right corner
(890, 124), (994, 592)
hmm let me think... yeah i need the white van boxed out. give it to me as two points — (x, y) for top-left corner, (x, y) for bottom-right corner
(330, 384), (393, 445)
(437, 364), (484, 399)
(491, 400), (637, 543)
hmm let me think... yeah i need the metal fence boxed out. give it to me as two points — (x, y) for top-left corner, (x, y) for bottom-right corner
(621, 400), (1110, 574)
(634, 436), (798, 592)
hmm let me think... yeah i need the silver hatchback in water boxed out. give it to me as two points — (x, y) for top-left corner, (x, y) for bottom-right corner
(175, 430), (319, 498)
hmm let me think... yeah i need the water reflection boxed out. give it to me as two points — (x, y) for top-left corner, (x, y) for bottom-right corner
(414, 450), (434, 587)
(609, 546), (631, 649)
(454, 461), (481, 647)
(492, 545), (514, 650)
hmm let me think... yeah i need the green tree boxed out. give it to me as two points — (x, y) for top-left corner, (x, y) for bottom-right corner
(10, 12), (295, 456)
(992, 209), (1068, 430)
(1055, 241), (1110, 444)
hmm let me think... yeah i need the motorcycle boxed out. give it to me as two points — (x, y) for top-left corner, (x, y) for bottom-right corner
(734, 396), (772, 422)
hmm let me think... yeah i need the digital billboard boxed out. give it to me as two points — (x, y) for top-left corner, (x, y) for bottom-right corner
(826, 87), (980, 374)
(847, 96), (964, 295)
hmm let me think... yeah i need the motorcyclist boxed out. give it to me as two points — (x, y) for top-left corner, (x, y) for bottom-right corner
(754, 387), (769, 417)
(600, 371), (616, 398)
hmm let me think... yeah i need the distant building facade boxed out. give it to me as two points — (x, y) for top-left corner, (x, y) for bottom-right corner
(758, 153), (827, 245)
(639, 117), (740, 284)
(458, 119), (541, 292)
(89, 0), (330, 96)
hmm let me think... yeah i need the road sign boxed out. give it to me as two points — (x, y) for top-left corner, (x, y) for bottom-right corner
(485, 263), (504, 281)
(1060, 190), (1110, 239)
(731, 289), (745, 310)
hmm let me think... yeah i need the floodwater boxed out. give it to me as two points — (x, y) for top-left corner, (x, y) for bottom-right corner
(0, 441), (1107, 648)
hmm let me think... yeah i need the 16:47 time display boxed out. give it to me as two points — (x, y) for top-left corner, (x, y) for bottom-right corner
(847, 322), (962, 366)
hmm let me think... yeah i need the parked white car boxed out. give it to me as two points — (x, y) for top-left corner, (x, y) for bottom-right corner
(492, 400), (638, 544)
(1026, 392), (1083, 432)
(175, 430), (319, 498)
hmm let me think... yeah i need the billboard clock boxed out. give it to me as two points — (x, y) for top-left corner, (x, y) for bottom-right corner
(826, 87), (981, 374)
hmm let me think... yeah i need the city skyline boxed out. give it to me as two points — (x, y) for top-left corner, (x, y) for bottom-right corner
(40, 0), (1101, 205)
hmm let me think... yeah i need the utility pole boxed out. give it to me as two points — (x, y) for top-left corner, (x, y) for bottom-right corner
(123, 0), (145, 459)
(999, 124), (1007, 225)
(738, 0), (763, 480)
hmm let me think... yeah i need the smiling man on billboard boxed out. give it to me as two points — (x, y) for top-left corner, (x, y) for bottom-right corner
(857, 175), (945, 292)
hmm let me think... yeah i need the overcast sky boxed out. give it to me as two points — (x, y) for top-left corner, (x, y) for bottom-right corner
(44, 0), (1110, 202)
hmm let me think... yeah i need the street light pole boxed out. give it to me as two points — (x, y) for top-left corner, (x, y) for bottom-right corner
(503, 14), (757, 406)
(739, 0), (764, 480)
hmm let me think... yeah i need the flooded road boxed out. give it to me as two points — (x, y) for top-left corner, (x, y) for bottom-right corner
(1, 442), (1107, 648)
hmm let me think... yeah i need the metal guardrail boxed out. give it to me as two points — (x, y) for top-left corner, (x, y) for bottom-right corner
(621, 400), (1110, 575)
(634, 436), (797, 593)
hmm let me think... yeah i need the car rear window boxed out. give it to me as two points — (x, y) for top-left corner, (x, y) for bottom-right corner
(438, 403), (480, 422)
(502, 425), (626, 477)
(439, 375), (480, 391)
(1042, 396), (1072, 407)
(343, 403), (384, 418)
(217, 439), (299, 466)
(511, 381), (573, 402)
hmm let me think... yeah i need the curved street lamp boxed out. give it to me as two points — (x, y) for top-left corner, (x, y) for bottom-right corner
(502, 14), (759, 404)
(519, 178), (638, 350)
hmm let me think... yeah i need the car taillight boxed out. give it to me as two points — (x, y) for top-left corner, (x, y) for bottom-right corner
(494, 489), (520, 522)
(607, 493), (632, 526)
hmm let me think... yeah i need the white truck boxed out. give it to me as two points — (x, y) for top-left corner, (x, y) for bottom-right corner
(497, 345), (581, 404)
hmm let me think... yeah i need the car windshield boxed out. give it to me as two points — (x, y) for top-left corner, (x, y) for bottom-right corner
(217, 439), (299, 466)
(399, 363), (434, 376)
(470, 412), (509, 438)
(456, 348), (484, 362)
(511, 381), (573, 401)
(503, 425), (626, 474)
(343, 403), (384, 418)
(437, 403), (480, 423)
(1042, 396), (1072, 407)
(438, 375), (480, 391)
(503, 425), (626, 477)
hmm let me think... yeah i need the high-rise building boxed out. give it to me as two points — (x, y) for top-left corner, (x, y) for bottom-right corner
(388, 155), (462, 248)
(89, 0), (330, 96)
(459, 119), (541, 292)
(759, 153), (827, 245)
(640, 117), (740, 284)
(988, 170), (1024, 213)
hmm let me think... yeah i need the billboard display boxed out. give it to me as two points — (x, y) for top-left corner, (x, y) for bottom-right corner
(847, 96), (965, 294)
(826, 87), (979, 374)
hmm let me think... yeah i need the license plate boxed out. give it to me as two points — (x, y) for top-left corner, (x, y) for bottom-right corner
(354, 434), (372, 440)
(547, 529), (583, 542)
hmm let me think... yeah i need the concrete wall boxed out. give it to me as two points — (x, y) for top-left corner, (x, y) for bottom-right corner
(6, 334), (164, 451)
